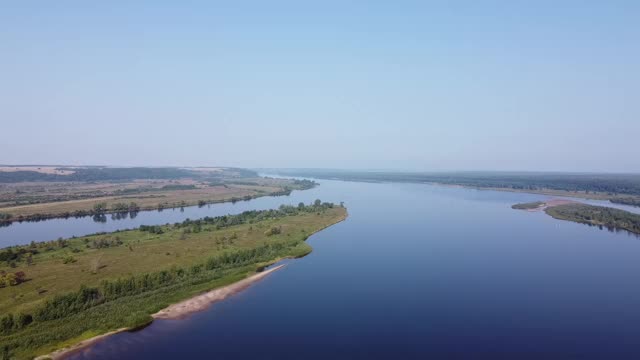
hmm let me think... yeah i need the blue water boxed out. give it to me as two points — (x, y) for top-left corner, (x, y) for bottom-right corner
(4, 179), (640, 359)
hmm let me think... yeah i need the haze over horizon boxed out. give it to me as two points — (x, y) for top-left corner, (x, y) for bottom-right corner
(2, 1), (638, 172)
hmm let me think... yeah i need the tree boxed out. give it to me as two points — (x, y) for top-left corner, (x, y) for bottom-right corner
(93, 202), (107, 214)
(314, 199), (322, 207)
(128, 202), (140, 212)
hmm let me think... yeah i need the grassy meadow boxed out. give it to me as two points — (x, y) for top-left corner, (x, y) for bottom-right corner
(0, 203), (346, 359)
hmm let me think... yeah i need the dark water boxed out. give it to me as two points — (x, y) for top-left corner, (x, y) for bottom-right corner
(5, 179), (640, 359)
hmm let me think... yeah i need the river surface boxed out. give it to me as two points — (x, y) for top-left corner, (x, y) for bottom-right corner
(4, 179), (640, 359)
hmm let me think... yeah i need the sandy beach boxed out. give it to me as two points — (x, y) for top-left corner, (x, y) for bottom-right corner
(38, 265), (286, 359)
(526, 199), (577, 212)
(153, 264), (286, 319)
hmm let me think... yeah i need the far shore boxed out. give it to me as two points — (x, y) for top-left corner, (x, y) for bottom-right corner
(38, 265), (286, 360)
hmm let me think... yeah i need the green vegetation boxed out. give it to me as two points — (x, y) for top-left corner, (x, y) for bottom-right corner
(511, 201), (545, 210)
(0, 201), (346, 359)
(610, 197), (640, 207)
(544, 204), (640, 235)
(0, 167), (197, 183)
(0, 271), (26, 288)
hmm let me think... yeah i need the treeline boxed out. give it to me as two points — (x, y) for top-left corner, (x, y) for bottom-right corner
(114, 184), (197, 195)
(269, 170), (640, 197)
(545, 204), (640, 235)
(0, 167), (198, 183)
(0, 202), (141, 225)
(611, 198), (640, 207)
(2, 240), (300, 340)
(171, 200), (336, 232)
(292, 179), (317, 190)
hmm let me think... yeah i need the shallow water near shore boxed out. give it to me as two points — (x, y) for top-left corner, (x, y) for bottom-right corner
(5, 179), (640, 359)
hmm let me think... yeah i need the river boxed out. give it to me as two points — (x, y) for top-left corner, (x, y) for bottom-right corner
(3, 179), (640, 359)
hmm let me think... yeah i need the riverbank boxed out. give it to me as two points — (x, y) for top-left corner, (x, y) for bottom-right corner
(153, 264), (286, 319)
(0, 203), (346, 359)
(37, 265), (287, 360)
(0, 177), (316, 225)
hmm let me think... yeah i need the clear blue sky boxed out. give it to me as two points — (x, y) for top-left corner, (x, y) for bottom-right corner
(1, 1), (638, 172)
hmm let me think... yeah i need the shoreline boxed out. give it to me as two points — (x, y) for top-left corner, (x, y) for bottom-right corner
(39, 265), (287, 360)
(153, 264), (286, 319)
(0, 190), (296, 226)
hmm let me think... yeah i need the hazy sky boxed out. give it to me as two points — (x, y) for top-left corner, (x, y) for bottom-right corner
(1, 1), (638, 172)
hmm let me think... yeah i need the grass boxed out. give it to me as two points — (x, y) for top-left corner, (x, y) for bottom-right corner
(0, 205), (346, 359)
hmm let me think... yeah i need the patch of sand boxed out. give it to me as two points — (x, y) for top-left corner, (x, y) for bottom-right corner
(153, 264), (286, 319)
(526, 198), (578, 212)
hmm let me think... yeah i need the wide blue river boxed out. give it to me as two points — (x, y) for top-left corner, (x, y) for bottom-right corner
(3, 179), (640, 359)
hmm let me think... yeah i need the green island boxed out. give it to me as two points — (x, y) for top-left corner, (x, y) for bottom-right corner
(511, 201), (545, 210)
(512, 201), (640, 235)
(0, 201), (346, 359)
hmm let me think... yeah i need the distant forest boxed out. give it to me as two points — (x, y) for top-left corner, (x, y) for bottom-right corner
(268, 170), (640, 197)
(0, 167), (258, 183)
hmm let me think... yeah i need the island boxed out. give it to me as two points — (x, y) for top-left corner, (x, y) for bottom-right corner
(0, 201), (347, 359)
(0, 166), (317, 225)
(512, 200), (640, 235)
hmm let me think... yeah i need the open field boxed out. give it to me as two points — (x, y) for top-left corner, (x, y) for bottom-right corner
(0, 203), (347, 358)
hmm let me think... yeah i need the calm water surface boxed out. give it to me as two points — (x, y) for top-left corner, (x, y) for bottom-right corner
(4, 179), (640, 359)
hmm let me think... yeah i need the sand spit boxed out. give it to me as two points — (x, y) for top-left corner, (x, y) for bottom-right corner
(153, 264), (286, 319)
(527, 199), (577, 212)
